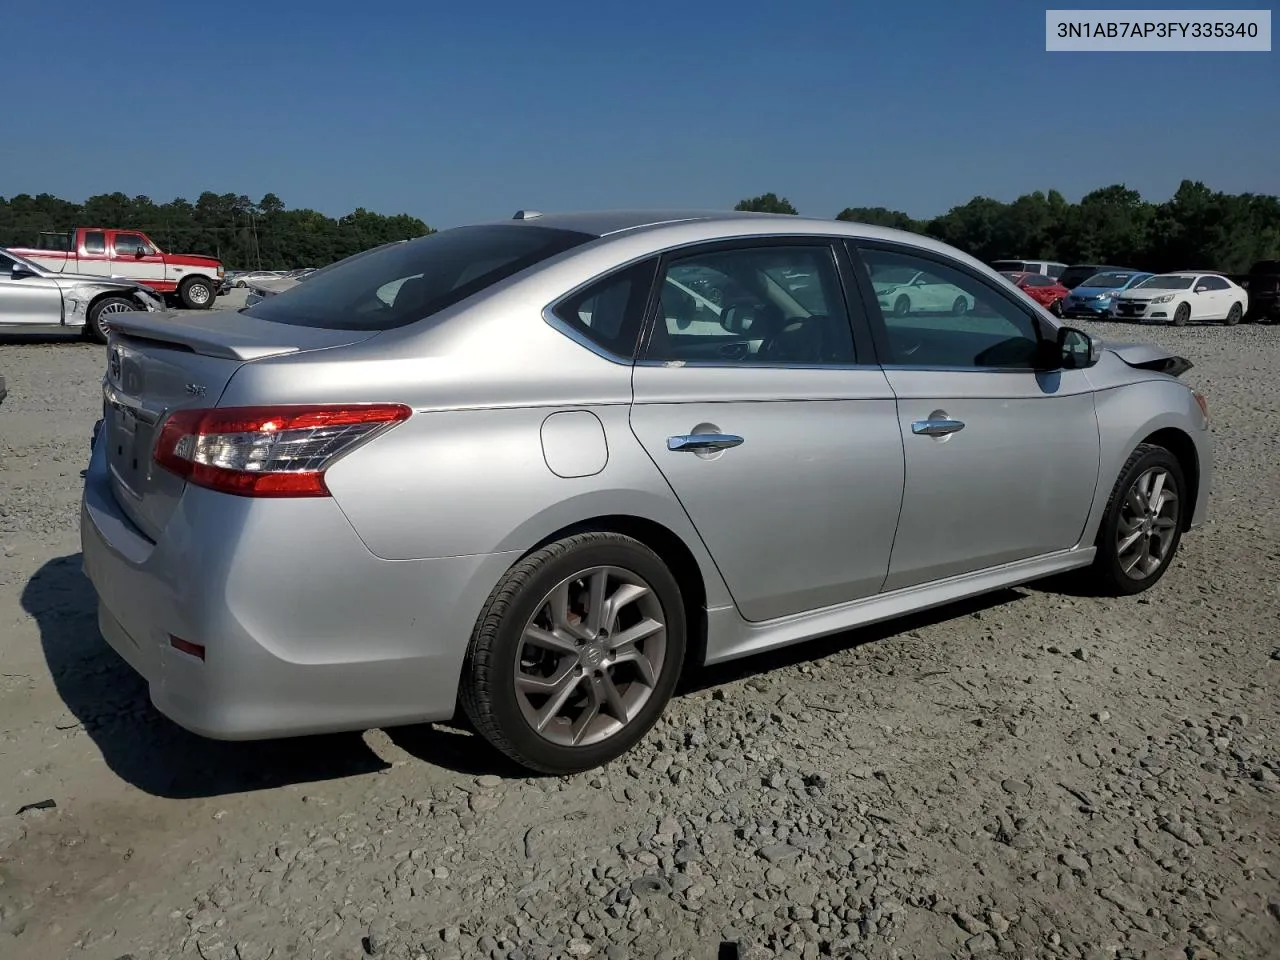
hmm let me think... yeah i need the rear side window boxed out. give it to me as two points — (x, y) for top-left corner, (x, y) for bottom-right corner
(551, 259), (658, 359)
(245, 225), (596, 331)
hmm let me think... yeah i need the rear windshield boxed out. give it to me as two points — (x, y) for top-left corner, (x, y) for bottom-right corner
(244, 224), (596, 330)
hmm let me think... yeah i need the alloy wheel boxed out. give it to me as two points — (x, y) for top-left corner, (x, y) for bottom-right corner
(1115, 466), (1180, 579)
(514, 565), (667, 747)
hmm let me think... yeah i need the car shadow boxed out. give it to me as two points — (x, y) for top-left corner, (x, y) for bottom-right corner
(25, 553), (1028, 790)
(0, 331), (86, 346)
(679, 588), (1023, 695)
(24, 554), (392, 799)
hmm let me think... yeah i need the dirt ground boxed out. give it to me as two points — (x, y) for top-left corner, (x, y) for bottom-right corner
(1, 300), (1277, 960)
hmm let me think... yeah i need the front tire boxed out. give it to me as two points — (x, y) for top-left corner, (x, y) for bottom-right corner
(179, 276), (215, 310)
(1172, 302), (1190, 326)
(1224, 302), (1242, 326)
(1086, 443), (1186, 596)
(84, 296), (138, 344)
(951, 295), (968, 316)
(893, 294), (911, 317)
(460, 532), (687, 775)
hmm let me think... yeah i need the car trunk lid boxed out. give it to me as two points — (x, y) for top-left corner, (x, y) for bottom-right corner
(101, 311), (379, 541)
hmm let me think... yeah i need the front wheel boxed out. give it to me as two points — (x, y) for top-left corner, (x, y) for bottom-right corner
(460, 532), (687, 775)
(1049, 298), (1064, 317)
(893, 294), (911, 317)
(1224, 302), (1242, 326)
(1086, 443), (1186, 596)
(179, 277), (215, 310)
(1172, 302), (1190, 326)
(84, 296), (139, 344)
(951, 295), (968, 316)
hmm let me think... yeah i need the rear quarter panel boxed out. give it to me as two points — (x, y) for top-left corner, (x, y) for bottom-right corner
(1081, 357), (1212, 540)
(218, 291), (735, 610)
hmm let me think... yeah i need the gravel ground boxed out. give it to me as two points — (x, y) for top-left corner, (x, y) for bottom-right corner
(1, 304), (1277, 960)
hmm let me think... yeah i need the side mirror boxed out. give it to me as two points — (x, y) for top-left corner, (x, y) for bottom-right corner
(1056, 326), (1102, 369)
(135, 248), (146, 258)
(1194, 285), (1207, 293)
(10, 263), (37, 280)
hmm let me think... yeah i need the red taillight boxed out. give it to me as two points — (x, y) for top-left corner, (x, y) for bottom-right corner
(153, 403), (412, 498)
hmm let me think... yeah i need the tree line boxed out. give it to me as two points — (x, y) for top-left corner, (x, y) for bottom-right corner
(3, 181), (1275, 274)
(0, 192), (432, 271)
(736, 181), (1279, 274)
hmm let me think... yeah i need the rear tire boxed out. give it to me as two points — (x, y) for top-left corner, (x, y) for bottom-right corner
(84, 296), (137, 344)
(1172, 303), (1190, 326)
(460, 532), (687, 775)
(179, 276), (215, 310)
(1224, 302), (1242, 326)
(1085, 443), (1186, 597)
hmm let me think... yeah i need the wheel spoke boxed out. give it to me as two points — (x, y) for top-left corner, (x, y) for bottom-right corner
(516, 659), (577, 694)
(596, 671), (629, 723)
(584, 569), (609, 638)
(1126, 488), (1146, 514)
(604, 616), (663, 651)
(1117, 529), (1145, 556)
(1148, 471), (1166, 511)
(523, 624), (579, 656)
(612, 644), (657, 686)
(534, 670), (584, 732)
(548, 580), (590, 641)
(1153, 517), (1177, 532)
(570, 682), (602, 745)
(603, 582), (649, 631)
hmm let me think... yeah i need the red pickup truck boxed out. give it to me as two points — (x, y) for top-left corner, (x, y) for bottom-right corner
(8, 227), (224, 310)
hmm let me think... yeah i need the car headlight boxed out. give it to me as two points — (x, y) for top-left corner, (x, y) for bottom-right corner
(1150, 294), (1174, 303)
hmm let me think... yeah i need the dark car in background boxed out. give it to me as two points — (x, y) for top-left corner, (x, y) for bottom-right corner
(1237, 261), (1280, 322)
(1058, 264), (1134, 290)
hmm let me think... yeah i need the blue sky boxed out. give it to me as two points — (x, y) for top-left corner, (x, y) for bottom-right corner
(1, 0), (1275, 227)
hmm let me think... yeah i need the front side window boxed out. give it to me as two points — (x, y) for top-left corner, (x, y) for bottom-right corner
(244, 225), (596, 331)
(1198, 276), (1228, 290)
(84, 231), (106, 254)
(857, 245), (1045, 369)
(643, 244), (856, 366)
(113, 233), (145, 256)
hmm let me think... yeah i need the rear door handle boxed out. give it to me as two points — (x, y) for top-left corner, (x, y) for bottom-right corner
(667, 433), (745, 452)
(911, 418), (965, 437)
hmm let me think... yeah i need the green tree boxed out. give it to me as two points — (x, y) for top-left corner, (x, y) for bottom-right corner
(735, 193), (799, 215)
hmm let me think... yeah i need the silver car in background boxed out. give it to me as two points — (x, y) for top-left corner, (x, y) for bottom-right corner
(81, 210), (1212, 774)
(1, 248), (164, 342)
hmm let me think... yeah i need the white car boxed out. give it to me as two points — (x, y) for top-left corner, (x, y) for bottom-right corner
(1113, 273), (1248, 326)
(873, 268), (976, 317)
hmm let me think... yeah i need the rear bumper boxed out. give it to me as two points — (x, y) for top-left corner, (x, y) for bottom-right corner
(79, 439), (519, 740)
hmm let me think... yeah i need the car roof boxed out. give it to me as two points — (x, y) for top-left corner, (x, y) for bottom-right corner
(472, 209), (789, 237)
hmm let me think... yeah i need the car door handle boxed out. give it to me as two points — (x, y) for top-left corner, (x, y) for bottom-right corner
(911, 418), (965, 437)
(667, 433), (745, 452)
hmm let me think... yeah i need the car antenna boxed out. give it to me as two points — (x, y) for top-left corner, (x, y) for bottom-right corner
(512, 210), (543, 220)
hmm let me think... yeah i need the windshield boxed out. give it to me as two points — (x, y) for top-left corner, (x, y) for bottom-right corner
(1136, 275), (1194, 290)
(243, 225), (596, 330)
(1, 248), (46, 274)
(1081, 272), (1135, 288)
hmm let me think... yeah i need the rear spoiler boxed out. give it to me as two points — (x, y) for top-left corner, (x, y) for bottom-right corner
(1106, 342), (1193, 378)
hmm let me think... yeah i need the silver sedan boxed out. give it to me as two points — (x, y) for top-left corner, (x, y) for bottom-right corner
(1, 248), (164, 342)
(81, 210), (1212, 774)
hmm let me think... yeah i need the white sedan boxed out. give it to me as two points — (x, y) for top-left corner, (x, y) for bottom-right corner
(1112, 273), (1248, 326)
(872, 268), (975, 316)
